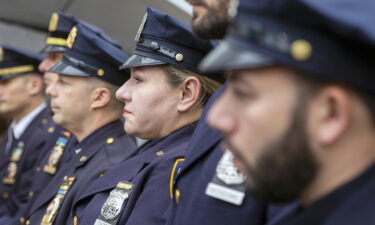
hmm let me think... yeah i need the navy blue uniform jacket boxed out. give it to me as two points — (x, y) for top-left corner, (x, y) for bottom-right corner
(24, 120), (137, 225)
(70, 123), (196, 225)
(267, 162), (375, 225)
(165, 87), (268, 225)
(0, 107), (61, 216)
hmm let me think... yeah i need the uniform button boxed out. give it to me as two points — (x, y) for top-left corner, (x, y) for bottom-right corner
(73, 216), (78, 225)
(20, 217), (25, 224)
(175, 189), (181, 203)
(2, 192), (9, 199)
(36, 167), (41, 172)
(156, 151), (164, 156)
(48, 127), (55, 133)
(106, 138), (114, 144)
(75, 148), (82, 154)
(26, 220), (30, 225)
(28, 191), (34, 198)
(80, 156), (88, 162)
(42, 119), (48, 124)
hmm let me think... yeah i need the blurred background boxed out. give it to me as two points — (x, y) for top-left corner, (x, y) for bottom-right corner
(0, 0), (192, 54)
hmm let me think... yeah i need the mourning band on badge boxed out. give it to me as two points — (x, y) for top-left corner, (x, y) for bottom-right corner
(94, 181), (134, 225)
(43, 131), (71, 175)
(40, 176), (76, 225)
(2, 142), (24, 185)
(205, 151), (246, 206)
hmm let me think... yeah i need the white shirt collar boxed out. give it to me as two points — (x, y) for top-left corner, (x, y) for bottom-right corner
(10, 103), (47, 139)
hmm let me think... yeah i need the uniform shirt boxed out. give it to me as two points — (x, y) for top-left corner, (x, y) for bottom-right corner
(24, 120), (137, 225)
(267, 162), (375, 225)
(70, 123), (197, 225)
(165, 86), (268, 225)
(0, 106), (61, 217)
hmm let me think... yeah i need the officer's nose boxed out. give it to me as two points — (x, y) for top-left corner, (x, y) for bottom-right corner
(39, 58), (52, 73)
(116, 80), (132, 103)
(45, 79), (58, 98)
(207, 90), (237, 135)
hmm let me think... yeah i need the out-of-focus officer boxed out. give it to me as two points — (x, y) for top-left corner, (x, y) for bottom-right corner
(0, 45), (61, 216)
(23, 24), (137, 225)
(164, 0), (268, 225)
(0, 12), (81, 225)
(68, 7), (222, 225)
(203, 0), (375, 224)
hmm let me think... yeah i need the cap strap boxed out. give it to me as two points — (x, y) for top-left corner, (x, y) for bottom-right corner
(46, 37), (68, 47)
(0, 65), (35, 76)
(139, 39), (180, 61)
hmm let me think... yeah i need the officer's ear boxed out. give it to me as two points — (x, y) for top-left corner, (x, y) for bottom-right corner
(177, 76), (201, 112)
(25, 74), (43, 96)
(90, 87), (111, 110)
(308, 85), (352, 147)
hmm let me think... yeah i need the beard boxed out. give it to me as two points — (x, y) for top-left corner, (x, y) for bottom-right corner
(225, 100), (319, 203)
(191, 0), (231, 40)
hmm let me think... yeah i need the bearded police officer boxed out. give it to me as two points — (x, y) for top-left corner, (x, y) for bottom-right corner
(203, 0), (375, 224)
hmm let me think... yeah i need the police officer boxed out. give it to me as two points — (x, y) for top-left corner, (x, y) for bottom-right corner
(203, 0), (375, 224)
(165, 0), (268, 224)
(67, 7), (222, 225)
(23, 24), (137, 225)
(0, 45), (61, 216)
(0, 12), (82, 225)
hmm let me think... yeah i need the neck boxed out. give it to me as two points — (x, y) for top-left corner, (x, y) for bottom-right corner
(301, 129), (375, 206)
(14, 97), (44, 122)
(70, 110), (121, 142)
(156, 108), (202, 140)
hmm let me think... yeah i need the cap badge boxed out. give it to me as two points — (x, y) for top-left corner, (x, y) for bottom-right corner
(97, 69), (105, 77)
(135, 13), (148, 42)
(48, 13), (59, 32)
(67, 26), (78, 49)
(290, 39), (312, 61)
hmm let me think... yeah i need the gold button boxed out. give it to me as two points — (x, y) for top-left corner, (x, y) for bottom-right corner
(73, 216), (78, 225)
(48, 127), (55, 133)
(80, 156), (88, 162)
(98, 172), (105, 177)
(97, 69), (105, 76)
(28, 191), (34, 198)
(175, 53), (184, 62)
(290, 39), (312, 61)
(75, 148), (82, 154)
(106, 138), (114, 144)
(156, 151), (164, 156)
(2, 192), (9, 199)
(26, 220), (30, 225)
(175, 189), (181, 203)
(20, 217), (25, 224)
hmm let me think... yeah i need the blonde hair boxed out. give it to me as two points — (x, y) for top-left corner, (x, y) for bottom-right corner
(162, 65), (222, 108)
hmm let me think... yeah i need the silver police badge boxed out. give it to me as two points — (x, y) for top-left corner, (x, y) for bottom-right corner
(100, 189), (129, 220)
(216, 151), (246, 185)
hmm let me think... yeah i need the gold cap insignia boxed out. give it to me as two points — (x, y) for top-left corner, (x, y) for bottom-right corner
(290, 39), (312, 61)
(135, 13), (148, 42)
(0, 47), (3, 62)
(48, 13), (59, 32)
(67, 26), (78, 49)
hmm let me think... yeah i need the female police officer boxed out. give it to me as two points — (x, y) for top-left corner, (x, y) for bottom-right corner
(66, 7), (222, 225)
